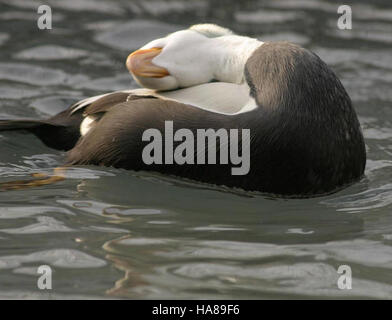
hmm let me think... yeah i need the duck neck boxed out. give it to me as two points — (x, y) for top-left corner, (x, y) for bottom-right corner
(210, 35), (263, 84)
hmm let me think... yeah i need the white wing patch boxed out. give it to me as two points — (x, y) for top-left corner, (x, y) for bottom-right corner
(80, 116), (96, 136)
(157, 81), (258, 115)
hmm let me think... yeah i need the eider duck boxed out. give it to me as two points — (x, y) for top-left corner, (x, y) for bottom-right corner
(0, 24), (366, 196)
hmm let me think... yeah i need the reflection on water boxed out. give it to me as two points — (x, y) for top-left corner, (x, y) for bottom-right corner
(0, 0), (392, 299)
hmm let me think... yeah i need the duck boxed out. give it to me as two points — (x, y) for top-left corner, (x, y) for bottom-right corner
(0, 24), (366, 196)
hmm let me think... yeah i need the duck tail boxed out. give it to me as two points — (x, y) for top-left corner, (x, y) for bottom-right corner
(0, 119), (44, 131)
(0, 118), (80, 151)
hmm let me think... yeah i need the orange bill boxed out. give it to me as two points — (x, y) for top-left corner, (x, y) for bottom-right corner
(126, 47), (169, 78)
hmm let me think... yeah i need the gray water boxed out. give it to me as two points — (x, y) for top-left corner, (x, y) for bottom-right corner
(0, 0), (392, 299)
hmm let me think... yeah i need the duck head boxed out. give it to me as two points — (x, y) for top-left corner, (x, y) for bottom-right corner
(126, 24), (262, 91)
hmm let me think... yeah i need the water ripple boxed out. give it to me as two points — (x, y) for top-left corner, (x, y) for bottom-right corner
(0, 0), (391, 299)
(0, 249), (106, 269)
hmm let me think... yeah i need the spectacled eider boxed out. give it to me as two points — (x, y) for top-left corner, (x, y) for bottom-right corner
(0, 24), (366, 196)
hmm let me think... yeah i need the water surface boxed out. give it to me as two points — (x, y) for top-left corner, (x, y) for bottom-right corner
(0, 0), (392, 299)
